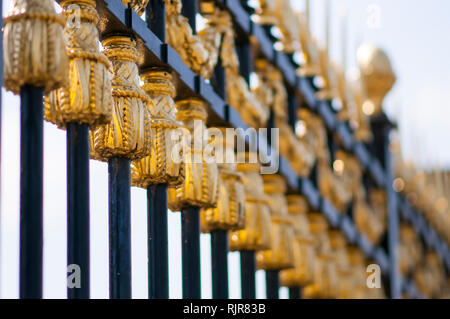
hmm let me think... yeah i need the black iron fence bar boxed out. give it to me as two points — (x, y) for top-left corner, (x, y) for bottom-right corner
(265, 270), (279, 299)
(240, 251), (256, 299)
(211, 230), (229, 298)
(147, 184), (169, 299)
(19, 85), (44, 299)
(235, 38), (257, 300)
(144, 0), (170, 300)
(146, 0), (166, 42)
(67, 123), (90, 299)
(108, 157), (132, 299)
(181, 207), (202, 299)
(289, 287), (301, 299)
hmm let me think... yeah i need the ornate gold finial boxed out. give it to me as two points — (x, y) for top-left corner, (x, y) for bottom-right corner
(45, 0), (112, 128)
(280, 195), (316, 288)
(357, 44), (396, 116)
(3, 0), (69, 94)
(131, 69), (184, 187)
(168, 98), (219, 210)
(206, 10), (268, 129)
(121, 0), (149, 15)
(303, 213), (337, 299)
(256, 174), (295, 271)
(229, 152), (272, 251)
(350, 70), (373, 142)
(347, 247), (368, 298)
(329, 230), (352, 298)
(165, 0), (220, 79)
(90, 35), (151, 161)
(200, 127), (246, 232)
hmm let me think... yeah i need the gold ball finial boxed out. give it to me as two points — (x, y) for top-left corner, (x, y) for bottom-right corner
(357, 44), (396, 115)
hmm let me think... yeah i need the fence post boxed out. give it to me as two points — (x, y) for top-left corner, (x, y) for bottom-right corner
(19, 85), (44, 298)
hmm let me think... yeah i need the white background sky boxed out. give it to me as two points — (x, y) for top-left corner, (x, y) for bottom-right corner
(1, 0), (450, 298)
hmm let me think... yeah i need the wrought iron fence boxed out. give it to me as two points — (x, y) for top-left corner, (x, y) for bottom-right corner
(1, 0), (449, 300)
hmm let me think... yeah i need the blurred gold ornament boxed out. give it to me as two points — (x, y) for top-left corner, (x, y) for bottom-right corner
(357, 44), (396, 116)
(318, 160), (352, 213)
(219, 15), (268, 128)
(168, 98), (219, 210)
(201, 127), (246, 232)
(131, 69), (184, 187)
(165, 0), (219, 79)
(90, 36), (151, 161)
(121, 0), (149, 15)
(256, 174), (295, 270)
(329, 230), (352, 299)
(3, 0), (69, 94)
(254, 0), (277, 25)
(45, 0), (112, 128)
(255, 59), (287, 122)
(278, 122), (315, 178)
(350, 70), (373, 142)
(303, 213), (337, 298)
(399, 223), (422, 276)
(229, 152), (272, 251)
(347, 247), (368, 299)
(280, 195), (316, 288)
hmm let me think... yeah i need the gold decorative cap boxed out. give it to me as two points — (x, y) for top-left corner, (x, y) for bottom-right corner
(308, 213), (328, 233)
(329, 230), (347, 249)
(121, 0), (149, 16)
(286, 195), (309, 215)
(262, 174), (287, 194)
(357, 44), (396, 115)
(102, 35), (139, 62)
(175, 98), (208, 122)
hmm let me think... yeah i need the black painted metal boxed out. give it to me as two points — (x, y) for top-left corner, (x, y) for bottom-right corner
(147, 183), (169, 299)
(19, 85), (44, 299)
(181, 0), (198, 34)
(108, 157), (132, 299)
(288, 287), (301, 299)
(240, 250), (256, 299)
(211, 230), (229, 299)
(265, 270), (279, 299)
(67, 123), (90, 299)
(181, 206), (201, 298)
(146, 0), (166, 42)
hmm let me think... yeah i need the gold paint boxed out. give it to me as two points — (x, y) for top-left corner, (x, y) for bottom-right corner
(168, 98), (219, 210)
(357, 44), (396, 116)
(90, 36), (151, 161)
(316, 48), (339, 101)
(201, 127), (246, 232)
(229, 152), (272, 251)
(3, 0), (69, 94)
(280, 195), (316, 287)
(131, 69), (184, 187)
(165, 0), (219, 79)
(121, 0), (149, 15)
(45, 0), (112, 128)
(303, 213), (336, 298)
(256, 174), (294, 270)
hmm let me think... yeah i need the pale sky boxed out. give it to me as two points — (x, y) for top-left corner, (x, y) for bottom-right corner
(2, 0), (450, 298)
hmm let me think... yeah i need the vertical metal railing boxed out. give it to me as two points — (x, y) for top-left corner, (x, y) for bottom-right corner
(19, 85), (44, 299)
(67, 123), (90, 299)
(145, 0), (170, 300)
(108, 157), (132, 298)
